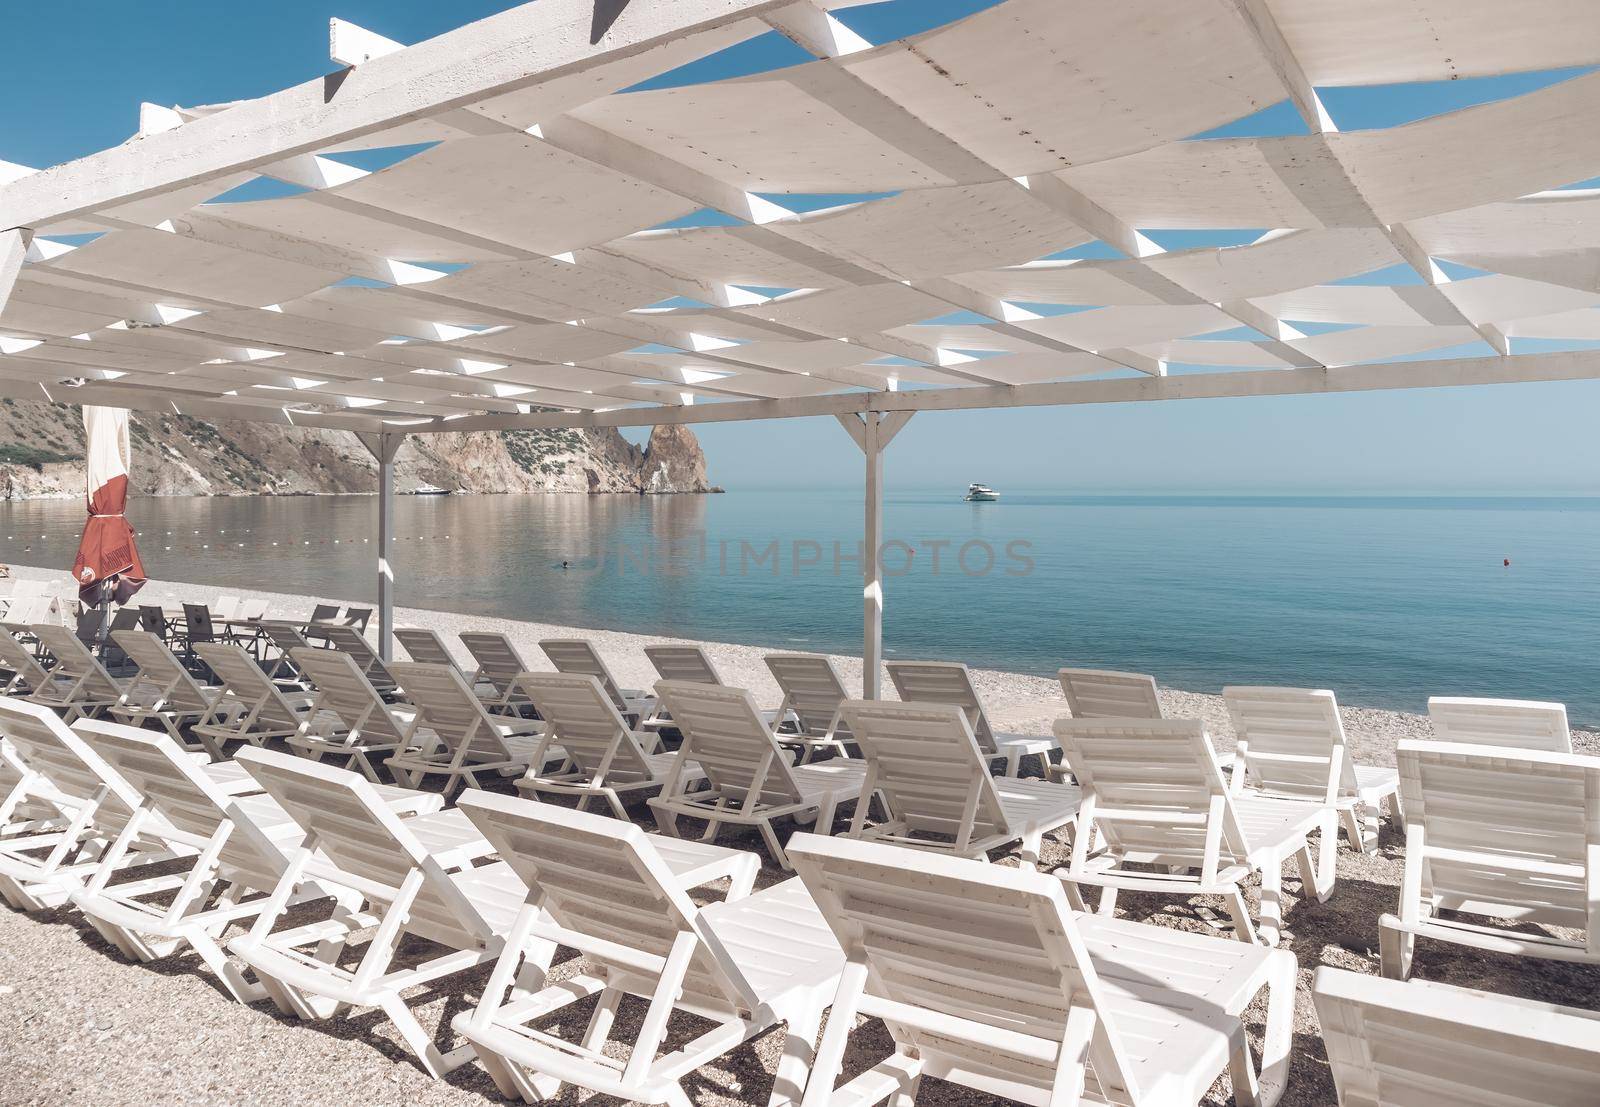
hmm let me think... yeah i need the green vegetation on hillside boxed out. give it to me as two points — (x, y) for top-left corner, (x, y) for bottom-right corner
(0, 444), (80, 471)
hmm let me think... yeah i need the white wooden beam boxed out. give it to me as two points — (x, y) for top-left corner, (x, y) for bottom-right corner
(427, 349), (1600, 432)
(1018, 174), (1162, 259)
(763, 3), (871, 57)
(138, 103), (186, 137)
(330, 18), (405, 67)
(1224, 0), (1336, 133)
(0, 229), (28, 316)
(5, 348), (1600, 434)
(0, 0), (794, 230)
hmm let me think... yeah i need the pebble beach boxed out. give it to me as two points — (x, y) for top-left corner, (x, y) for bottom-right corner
(2, 562), (1597, 1106)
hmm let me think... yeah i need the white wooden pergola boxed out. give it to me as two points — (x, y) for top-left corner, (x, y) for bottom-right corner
(3, 0), (1600, 686)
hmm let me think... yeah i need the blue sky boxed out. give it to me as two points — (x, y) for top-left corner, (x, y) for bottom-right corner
(4, 1), (1598, 493)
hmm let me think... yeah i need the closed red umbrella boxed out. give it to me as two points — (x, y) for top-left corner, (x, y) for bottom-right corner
(72, 405), (146, 605)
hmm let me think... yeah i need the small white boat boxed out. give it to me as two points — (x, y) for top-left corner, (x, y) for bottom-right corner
(964, 482), (1000, 502)
(407, 483), (453, 496)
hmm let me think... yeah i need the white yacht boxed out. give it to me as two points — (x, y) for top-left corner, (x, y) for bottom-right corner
(964, 482), (1000, 502)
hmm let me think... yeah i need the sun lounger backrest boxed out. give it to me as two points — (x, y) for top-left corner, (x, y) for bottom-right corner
(193, 643), (305, 731)
(75, 719), (292, 889)
(322, 625), (395, 690)
(32, 624), (122, 701)
(884, 661), (998, 754)
(644, 644), (720, 685)
(1397, 740), (1599, 931)
(460, 632), (530, 695)
(788, 833), (1136, 1102)
(653, 680), (802, 806)
(0, 697), (139, 810)
(307, 603), (340, 624)
(1058, 668), (1162, 719)
(388, 661), (513, 761)
(395, 628), (458, 669)
(838, 699), (1010, 843)
(457, 790), (758, 1015)
(1223, 686), (1352, 800)
(764, 654), (850, 737)
(112, 630), (212, 712)
(515, 672), (654, 779)
(258, 619), (313, 655)
(290, 647), (408, 743)
(1426, 697), (1572, 753)
(540, 639), (630, 713)
(235, 747), (493, 948)
(1311, 967), (1600, 1106)
(1054, 717), (1247, 865)
(0, 630), (50, 689)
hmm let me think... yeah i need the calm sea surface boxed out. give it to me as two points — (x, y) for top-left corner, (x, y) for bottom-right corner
(3, 491), (1597, 722)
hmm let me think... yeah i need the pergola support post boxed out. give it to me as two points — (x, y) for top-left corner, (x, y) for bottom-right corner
(835, 410), (913, 698)
(357, 431), (405, 661)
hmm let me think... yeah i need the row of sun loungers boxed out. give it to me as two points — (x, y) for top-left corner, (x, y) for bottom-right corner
(1, 610), (1597, 1103)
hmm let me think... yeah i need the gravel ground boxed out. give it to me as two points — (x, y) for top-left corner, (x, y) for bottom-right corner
(2, 564), (1598, 1106)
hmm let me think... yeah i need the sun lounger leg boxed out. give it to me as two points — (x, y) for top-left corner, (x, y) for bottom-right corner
(1230, 950), (1295, 1107)
(800, 960), (867, 1107)
(1223, 885), (1258, 945)
(760, 817), (792, 870)
(1017, 830), (1043, 872)
(768, 996), (825, 1107)
(1379, 917), (1415, 980)
(1258, 861), (1283, 947)
(1096, 885), (1118, 916)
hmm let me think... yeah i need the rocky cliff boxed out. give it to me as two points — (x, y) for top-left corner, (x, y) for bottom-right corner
(0, 398), (716, 499)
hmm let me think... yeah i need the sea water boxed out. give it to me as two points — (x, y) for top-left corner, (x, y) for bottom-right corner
(3, 491), (1596, 722)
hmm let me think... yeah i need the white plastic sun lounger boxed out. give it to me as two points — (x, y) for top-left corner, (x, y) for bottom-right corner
(1058, 667), (1164, 720)
(0, 627), (70, 698)
(885, 660), (1058, 777)
(0, 698), (196, 911)
(1054, 717), (1335, 947)
(452, 792), (836, 1107)
(514, 672), (703, 818)
(838, 699), (1079, 867)
(1223, 686), (1402, 854)
(644, 643), (723, 685)
(256, 619), (318, 685)
(70, 719), (439, 1002)
(642, 644), (788, 733)
(765, 653), (854, 762)
(789, 833), (1297, 1107)
(1425, 695), (1572, 753)
(1052, 668), (1168, 782)
(225, 746), (521, 1078)
(649, 680), (869, 869)
(1380, 740), (1600, 979)
(321, 623), (400, 698)
(395, 627), (461, 669)
(27, 623), (133, 721)
(540, 638), (655, 722)
(108, 630), (245, 752)
(0, 737), (68, 838)
(460, 631), (541, 715)
(1311, 967), (1600, 1106)
(288, 646), (417, 781)
(385, 661), (556, 798)
(190, 642), (337, 759)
